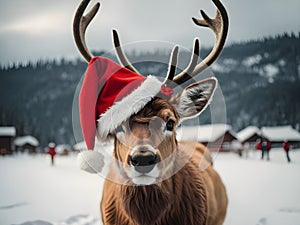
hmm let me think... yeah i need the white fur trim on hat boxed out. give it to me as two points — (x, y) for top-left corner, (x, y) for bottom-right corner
(77, 150), (105, 173)
(97, 75), (162, 141)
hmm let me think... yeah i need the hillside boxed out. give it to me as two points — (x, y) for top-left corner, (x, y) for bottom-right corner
(0, 33), (299, 147)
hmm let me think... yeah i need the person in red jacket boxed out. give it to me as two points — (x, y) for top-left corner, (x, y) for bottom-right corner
(283, 140), (291, 163)
(256, 140), (262, 151)
(47, 142), (56, 166)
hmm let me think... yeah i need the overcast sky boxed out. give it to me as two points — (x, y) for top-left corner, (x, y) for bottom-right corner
(0, 0), (299, 65)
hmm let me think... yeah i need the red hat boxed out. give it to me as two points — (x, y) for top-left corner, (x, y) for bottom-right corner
(79, 57), (171, 150)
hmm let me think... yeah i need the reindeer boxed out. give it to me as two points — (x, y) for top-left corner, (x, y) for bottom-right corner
(73, 0), (229, 225)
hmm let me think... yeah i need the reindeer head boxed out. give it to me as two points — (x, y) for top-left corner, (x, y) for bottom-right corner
(74, 0), (228, 185)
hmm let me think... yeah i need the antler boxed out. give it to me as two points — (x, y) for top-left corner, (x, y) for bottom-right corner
(73, 0), (139, 73)
(112, 30), (140, 73)
(73, 0), (228, 82)
(166, 0), (229, 86)
(73, 0), (100, 62)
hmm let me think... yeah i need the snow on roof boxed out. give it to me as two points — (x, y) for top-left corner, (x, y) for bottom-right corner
(177, 124), (235, 143)
(237, 126), (261, 142)
(0, 126), (16, 137)
(261, 126), (300, 142)
(56, 144), (71, 154)
(14, 136), (39, 147)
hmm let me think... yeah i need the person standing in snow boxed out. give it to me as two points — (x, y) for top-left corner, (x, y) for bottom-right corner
(257, 138), (271, 160)
(265, 139), (271, 161)
(261, 139), (267, 160)
(283, 140), (291, 163)
(47, 142), (56, 166)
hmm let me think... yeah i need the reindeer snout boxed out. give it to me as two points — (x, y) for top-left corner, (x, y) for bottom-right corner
(129, 150), (158, 174)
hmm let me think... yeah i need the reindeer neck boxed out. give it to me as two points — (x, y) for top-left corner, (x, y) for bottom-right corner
(118, 160), (208, 225)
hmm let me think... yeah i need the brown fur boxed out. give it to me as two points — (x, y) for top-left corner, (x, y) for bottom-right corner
(100, 98), (228, 225)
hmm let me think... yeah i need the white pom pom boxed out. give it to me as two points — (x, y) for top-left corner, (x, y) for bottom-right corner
(77, 150), (105, 174)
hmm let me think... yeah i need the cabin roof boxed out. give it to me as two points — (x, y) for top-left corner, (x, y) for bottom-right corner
(177, 124), (236, 143)
(237, 126), (261, 142)
(55, 144), (71, 154)
(261, 125), (300, 142)
(0, 126), (16, 137)
(14, 136), (39, 147)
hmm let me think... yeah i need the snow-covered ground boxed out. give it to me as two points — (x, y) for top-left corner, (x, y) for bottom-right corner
(214, 149), (300, 225)
(1, 148), (300, 225)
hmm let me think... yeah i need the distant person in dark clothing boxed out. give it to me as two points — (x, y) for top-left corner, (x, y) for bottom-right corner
(261, 139), (268, 160)
(283, 140), (291, 163)
(47, 142), (56, 166)
(256, 138), (271, 160)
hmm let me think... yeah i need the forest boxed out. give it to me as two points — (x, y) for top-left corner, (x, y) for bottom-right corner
(0, 32), (299, 147)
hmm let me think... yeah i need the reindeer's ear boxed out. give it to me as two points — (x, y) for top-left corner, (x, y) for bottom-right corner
(171, 78), (217, 120)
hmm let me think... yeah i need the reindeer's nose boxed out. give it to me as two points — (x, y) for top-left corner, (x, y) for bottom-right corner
(129, 150), (158, 174)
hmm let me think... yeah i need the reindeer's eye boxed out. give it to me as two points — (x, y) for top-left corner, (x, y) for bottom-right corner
(166, 120), (175, 131)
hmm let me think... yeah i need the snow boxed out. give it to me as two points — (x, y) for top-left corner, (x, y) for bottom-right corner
(0, 126), (16, 137)
(258, 64), (279, 78)
(177, 124), (235, 143)
(237, 126), (261, 143)
(1, 149), (300, 225)
(242, 55), (262, 67)
(223, 58), (238, 67)
(211, 63), (231, 73)
(211, 59), (238, 73)
(261, 125), (300, 142)
(14, 136), (39, 147)
(211, 63), (222, 72)
(0, 154), (102, 225)
(264, 64), (279, 77)
(214, 149), (300, 225)
(55, 144), (71, 154)
(278, 59), (286, 67)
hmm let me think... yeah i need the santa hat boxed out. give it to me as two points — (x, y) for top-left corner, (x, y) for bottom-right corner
(79, 56), (173, 150)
